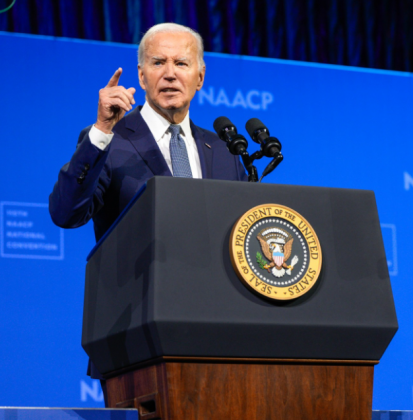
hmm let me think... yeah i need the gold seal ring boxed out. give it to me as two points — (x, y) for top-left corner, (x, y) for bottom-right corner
(229, 204), (322, 300)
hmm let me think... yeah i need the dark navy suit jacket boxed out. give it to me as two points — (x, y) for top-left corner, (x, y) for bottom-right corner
(49, 107), (247, 379)
(49, 107), (247, 242)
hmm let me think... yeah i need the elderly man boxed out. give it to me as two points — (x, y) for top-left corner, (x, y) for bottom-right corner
(50, 23), (247, 241)
(49, 23), (247, 400)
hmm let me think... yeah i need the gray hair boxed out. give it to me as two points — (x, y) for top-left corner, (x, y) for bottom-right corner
(138, 23), (205, 68)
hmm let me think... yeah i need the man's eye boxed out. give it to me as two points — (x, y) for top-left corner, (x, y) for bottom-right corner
(177, 62), (187, 66)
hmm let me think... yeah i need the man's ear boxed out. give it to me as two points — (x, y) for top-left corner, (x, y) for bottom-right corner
(138, 64), (146, 91)
(196, 66), (206, 91)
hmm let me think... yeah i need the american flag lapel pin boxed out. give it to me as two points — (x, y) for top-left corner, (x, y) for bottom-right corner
(205, 143), (211, 149)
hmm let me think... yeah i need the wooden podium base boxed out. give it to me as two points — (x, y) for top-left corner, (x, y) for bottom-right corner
(106, 357), (377, 420)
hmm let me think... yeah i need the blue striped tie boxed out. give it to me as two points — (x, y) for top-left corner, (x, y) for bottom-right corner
(169, 124), (193, 178)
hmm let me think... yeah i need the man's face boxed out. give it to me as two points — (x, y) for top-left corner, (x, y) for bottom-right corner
(138, 32), (205, 120)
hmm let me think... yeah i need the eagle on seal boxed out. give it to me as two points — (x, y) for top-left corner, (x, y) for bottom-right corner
(257, 228), (298, 278)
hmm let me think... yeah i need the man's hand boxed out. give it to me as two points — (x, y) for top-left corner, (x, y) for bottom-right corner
(95, 68), (136, 134)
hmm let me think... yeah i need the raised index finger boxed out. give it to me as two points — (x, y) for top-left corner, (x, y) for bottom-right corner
(107, 68), (122, 87)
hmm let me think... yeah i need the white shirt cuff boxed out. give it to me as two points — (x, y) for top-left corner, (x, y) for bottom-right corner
(89, 125), (114, 150)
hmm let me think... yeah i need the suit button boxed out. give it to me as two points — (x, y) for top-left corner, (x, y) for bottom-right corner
(77, 173), (85, 184)
(84, 163), (90, 171)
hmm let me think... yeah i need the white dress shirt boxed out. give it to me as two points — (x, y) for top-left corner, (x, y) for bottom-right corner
(89, 102), (202, 178)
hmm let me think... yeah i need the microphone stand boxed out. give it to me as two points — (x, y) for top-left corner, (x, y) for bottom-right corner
(240, 151), (258, 182)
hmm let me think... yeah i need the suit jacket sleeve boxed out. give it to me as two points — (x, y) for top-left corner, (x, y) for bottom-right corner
(49, 126), (112, 228)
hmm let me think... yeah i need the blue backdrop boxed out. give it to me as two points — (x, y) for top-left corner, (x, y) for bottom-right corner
(0, 31), (411, 409)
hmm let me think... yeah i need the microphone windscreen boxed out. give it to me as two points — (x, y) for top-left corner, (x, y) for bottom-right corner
(213, 116), (234, 134)
(245, 118), (266, 138)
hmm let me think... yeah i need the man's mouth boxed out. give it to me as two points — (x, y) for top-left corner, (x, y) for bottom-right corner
(161, 88), (180, 93)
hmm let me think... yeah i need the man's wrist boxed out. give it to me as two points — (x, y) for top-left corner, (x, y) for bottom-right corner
(94, 121), (114, 134)
(89, 125), (114, 150)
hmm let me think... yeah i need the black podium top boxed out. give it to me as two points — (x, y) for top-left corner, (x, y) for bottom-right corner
(82, 177), (397, 376)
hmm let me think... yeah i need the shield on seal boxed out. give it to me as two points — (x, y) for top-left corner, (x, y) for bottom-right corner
(273, 251), (284, 267)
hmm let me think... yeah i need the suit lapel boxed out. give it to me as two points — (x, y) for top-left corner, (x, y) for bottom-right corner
(124, 107), (172, 177)
(191, 121), (213, 179)
(122, 108), (213, 179)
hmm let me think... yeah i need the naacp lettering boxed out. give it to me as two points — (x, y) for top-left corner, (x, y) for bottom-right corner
(199, 87), (273, 110)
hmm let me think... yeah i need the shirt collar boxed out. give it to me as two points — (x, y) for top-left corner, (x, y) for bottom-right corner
(140, 101), (191, 142)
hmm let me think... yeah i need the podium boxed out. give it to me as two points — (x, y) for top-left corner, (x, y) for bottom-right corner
(82, 177), (397, 419)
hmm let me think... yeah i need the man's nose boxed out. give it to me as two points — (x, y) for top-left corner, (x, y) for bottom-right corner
(163, 62), (176, 80)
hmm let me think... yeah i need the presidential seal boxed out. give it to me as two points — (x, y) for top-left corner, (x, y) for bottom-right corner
(229, 204), (322, 300)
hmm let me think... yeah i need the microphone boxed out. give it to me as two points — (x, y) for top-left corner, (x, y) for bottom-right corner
(213, 116), (258, 182)
(213, 116), (248, 156)
(245, 118), (281, 158)
(245, 118), (283, 182)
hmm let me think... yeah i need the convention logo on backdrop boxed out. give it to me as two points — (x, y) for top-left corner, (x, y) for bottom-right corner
(198, 87), (274, 110)
(0, 202), (64, 260)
